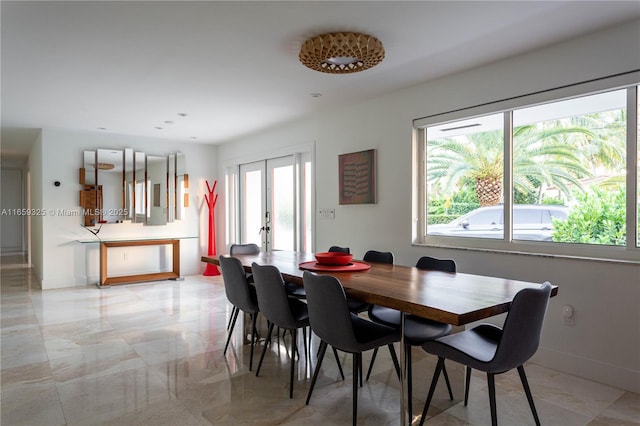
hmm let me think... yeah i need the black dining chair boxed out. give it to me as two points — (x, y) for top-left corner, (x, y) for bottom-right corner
(328, 245), (350, 253)
(229, 243), (260, 283)
(251, 262), (310, 399)
(303, 271), (401, 426)
(219, 255), (260, 371)
(229, 243), (260, 255)
(326, 246), (370, 314)
(363, 249), (394, 265)
(367, 255), (456, 419)
(419, 282), (553, 426)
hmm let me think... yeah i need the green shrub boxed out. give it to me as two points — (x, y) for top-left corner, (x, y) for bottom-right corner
(552, 187), (625, 245)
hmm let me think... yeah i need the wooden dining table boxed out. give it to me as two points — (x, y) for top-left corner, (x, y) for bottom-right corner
(201, 250), (558, 425)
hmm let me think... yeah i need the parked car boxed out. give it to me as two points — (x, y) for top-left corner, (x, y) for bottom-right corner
(428, 204), (569, 241)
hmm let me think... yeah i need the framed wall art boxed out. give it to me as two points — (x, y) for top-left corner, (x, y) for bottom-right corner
(338, 149), (377, 204)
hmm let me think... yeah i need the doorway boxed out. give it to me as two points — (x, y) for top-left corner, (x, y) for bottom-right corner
(234, 153), (312, 252)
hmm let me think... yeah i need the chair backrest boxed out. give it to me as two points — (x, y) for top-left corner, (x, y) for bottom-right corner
(303, 271), (359, 351)
(230, 243), (260, 255)
(491, 282), (552, 372)
(328, 246), (350, 253)
(251, 262), (297, 328)
(416, 256), (457, 273)
(363, 250), (394, 264)
(219, 255), (258, 313)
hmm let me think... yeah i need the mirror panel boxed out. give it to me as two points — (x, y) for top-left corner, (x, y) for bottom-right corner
(83, 151), (97, 185)
(146, 155), (167, 226)
(167, 154), (176, 223)
(96, 149), (124, 223)
(134, 152), (146, 223)
(124, 148), (134, 221)
(81, 151), (99, 226)
(176, 152), (187, 220)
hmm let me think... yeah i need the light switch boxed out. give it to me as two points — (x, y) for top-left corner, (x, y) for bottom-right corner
(318, 208), (335, 219)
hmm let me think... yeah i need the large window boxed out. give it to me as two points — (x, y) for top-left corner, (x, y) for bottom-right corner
(414, 77), (639, 262)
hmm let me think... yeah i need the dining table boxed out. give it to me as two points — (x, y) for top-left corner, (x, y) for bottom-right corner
(201, 250), (558, 425)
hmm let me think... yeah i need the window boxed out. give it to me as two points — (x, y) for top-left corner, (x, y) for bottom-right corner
(414, 76), (639, 262)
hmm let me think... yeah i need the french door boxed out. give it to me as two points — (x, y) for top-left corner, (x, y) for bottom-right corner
(238, 154), (312, 252)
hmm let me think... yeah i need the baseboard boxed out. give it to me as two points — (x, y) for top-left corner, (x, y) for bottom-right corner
(533, 347), (640, 393)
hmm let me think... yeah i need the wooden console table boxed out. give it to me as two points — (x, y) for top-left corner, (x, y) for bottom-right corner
(79, 236), (195, 287)
(100, 239), (181, 286)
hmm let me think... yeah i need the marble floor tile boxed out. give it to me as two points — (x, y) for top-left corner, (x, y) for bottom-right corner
(0, 381), (66, 426)
(55, 366), (176, 425)
(1, 265), (638, 426)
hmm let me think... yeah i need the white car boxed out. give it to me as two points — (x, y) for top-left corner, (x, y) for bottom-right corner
(427, 204), (569, 241)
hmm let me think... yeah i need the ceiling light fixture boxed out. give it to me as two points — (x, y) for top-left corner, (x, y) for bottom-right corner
(299, 32), (385, 74)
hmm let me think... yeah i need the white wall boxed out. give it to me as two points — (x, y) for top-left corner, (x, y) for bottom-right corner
(28, 132), (44, 286)
(33, 128), (217, 289)
(216, 21), (640, 392)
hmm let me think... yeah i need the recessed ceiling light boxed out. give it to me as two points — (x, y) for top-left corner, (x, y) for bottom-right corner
(190, 136), (198, 139)
(164, 120), (174, 125)
(97, 127), (107, 130)
(177, 113), (188, 117)
(310, 93), (322, 98)
(155, 126), (163, 130)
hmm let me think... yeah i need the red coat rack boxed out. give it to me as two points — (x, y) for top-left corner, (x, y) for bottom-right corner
(203, 180), (220, 276)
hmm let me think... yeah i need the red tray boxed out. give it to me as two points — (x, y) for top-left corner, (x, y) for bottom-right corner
(298, 260), (371, 272)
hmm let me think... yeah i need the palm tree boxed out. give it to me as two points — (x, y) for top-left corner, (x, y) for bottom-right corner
(427, 125), (595, 206)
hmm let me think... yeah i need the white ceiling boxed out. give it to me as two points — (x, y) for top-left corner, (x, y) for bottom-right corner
(2, 1), (639, 161)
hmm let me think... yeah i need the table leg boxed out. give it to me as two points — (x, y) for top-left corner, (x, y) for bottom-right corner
(400, 313), (407, 425)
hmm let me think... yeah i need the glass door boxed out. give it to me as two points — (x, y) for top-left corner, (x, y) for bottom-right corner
(239, 161), (265, 248)
(239, 156), (300, 251)
(267, 156), (295, 251)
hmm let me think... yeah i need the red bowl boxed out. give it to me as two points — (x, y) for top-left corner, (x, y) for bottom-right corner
(315, 252), (353, 266)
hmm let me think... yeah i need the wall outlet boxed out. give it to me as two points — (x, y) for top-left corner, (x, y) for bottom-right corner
(318, 208), (335, 219)
(562, 305), (575, 326)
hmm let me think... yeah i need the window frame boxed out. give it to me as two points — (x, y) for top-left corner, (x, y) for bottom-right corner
(413, 72), (640, 263)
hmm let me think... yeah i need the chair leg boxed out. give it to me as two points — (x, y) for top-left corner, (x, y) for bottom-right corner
(441, 361), (454, 400)
(226, 306), (237, 330)
(353, 353), (359, 426)
(256, 322), (274, 377)
(249, 312), (258, 371)
(365, 347), (378, 381)
(518, 365), (541, 426)
(419, 356), (444, 426)
(387, 344), (402, 381)
(487, 372), (497, 426)
(223, 307), (240, 355)
(407, 344), (413, 420)
(306, 340), (328, 405)
(289, 328), (297, 398)
(464, 366), (472, 406)
(302, 327), (308, 371)
(333, 346), (345, 380)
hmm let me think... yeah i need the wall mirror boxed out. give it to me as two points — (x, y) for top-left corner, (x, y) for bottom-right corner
(79, 149), (186, 226)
